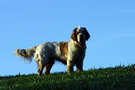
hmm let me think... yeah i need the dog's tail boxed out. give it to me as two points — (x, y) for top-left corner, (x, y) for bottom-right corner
(14, 46), (37, 62)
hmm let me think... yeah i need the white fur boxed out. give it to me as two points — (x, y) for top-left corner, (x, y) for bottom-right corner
(34, 40), (85, 66)
(77, 25), (81, 31)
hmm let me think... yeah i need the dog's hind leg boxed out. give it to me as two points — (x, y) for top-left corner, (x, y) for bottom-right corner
(44, 58), (54, 75)
(34, 54), (45, 76)
(37, 64), (44, 76)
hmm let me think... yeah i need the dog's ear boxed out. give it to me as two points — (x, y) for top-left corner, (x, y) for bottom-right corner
(84, 28), (90, 40)
(71, 28), (77, 41)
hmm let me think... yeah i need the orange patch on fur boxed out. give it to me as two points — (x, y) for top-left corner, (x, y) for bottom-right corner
(60, 42), (68, 57)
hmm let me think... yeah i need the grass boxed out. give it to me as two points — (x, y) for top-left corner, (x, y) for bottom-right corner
(0, 65), (135, 90)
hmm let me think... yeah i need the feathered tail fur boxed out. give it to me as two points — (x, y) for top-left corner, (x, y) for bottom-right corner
(14, 46), (37, 62)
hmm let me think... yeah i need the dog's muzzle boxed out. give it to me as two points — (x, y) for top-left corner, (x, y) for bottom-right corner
(78, 34), (85, 45)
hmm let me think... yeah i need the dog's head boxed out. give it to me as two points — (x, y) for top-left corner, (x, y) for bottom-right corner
(71, 26), (90, 46)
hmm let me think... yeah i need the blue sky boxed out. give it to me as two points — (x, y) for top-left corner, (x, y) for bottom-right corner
(0, 0), (135, 76)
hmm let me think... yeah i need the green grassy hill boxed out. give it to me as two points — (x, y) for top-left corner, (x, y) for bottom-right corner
(0, 65), (135, 90)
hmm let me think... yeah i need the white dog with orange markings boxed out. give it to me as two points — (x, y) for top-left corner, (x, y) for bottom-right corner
(14, 26), (90, 76)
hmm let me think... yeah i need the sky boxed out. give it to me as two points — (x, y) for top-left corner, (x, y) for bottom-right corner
(0, 0), (135, 76)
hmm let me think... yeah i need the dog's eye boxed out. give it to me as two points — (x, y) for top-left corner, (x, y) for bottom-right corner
(82, 31), (85, 34)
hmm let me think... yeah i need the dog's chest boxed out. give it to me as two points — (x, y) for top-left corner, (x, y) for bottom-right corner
(68, 42), (86, 60)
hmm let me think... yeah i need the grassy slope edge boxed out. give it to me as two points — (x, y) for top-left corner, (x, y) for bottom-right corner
(0, 65), (135, 90)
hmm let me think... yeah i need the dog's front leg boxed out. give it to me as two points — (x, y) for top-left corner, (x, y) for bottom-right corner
(66, 60), (74, 74)
(76, 60), (83, 72)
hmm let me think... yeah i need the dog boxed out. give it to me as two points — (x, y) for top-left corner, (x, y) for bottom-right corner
(14, 26), (90, 76)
